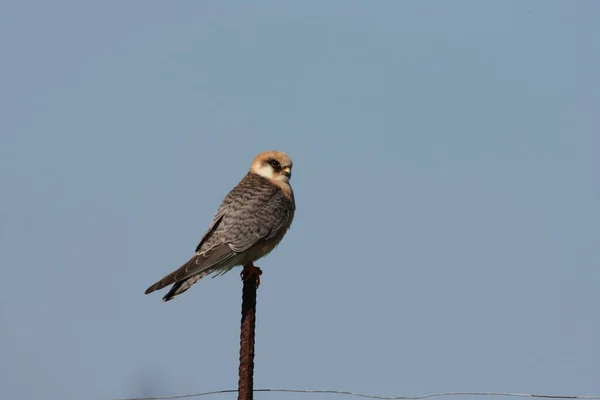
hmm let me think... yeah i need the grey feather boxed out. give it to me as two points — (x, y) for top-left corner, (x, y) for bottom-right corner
(144, 172), (295, 299)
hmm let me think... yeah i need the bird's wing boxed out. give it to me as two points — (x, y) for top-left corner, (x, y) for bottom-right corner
(195, 210), (226, 253)
(144, 174), (293, 295)
(226, 188), (293, 252)
(200, 173), (293, 253)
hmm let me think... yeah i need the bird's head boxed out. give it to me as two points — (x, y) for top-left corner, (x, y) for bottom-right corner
(250, 151), (293, 184)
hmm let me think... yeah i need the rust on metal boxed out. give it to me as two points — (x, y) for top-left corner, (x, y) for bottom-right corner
(238, 262), (262, 400)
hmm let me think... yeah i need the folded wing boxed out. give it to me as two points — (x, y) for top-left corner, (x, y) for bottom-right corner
(144, 173), (293, 297)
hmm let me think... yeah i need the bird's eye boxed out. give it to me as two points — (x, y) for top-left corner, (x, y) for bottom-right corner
(268, 159), (280, 169)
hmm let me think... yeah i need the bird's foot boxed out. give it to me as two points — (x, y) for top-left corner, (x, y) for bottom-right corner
(241, 262), (263, 288)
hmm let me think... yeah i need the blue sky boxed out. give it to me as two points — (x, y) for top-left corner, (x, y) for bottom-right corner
(1, 1), (599, 400)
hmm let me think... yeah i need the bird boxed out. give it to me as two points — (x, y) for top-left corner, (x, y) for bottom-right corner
(145, 150), (296, 302)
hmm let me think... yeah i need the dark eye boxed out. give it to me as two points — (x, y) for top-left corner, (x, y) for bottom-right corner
(268, 159), (280, 169)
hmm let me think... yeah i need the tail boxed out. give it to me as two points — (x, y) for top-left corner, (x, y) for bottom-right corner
(144, 255), (217, 301)
(159, 271), (212, 302)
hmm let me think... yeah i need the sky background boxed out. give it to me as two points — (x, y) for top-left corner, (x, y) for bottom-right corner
(1, 1), (599, 400)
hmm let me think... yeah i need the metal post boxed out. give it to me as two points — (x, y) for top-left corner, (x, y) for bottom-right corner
(238, 263), (261, 400)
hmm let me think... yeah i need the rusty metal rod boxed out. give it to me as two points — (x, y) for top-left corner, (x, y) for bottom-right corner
(238, 264), (261, 400)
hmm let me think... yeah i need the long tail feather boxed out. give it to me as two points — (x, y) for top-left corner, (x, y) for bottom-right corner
(161, 270), (213, 301)
(144, 255), (214, 297)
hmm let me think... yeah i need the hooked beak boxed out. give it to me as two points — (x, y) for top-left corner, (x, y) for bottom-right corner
(282, 166), (292, 178)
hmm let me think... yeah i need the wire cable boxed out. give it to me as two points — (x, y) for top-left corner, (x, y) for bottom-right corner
(103, 389), (600, 400)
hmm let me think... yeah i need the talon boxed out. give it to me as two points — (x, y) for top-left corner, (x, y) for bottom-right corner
(241, 262), (263, 287)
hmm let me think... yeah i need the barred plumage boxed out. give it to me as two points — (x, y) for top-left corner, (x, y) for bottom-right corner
(145, 151), (295, 302)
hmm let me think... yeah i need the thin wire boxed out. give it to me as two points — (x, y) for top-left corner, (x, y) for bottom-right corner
(102, 389), (600, 400)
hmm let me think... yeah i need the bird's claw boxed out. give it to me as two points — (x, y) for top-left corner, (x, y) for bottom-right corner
(241, 263), (263, 288)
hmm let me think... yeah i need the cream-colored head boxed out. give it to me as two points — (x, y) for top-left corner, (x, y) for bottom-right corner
(250, 151), (293, 186)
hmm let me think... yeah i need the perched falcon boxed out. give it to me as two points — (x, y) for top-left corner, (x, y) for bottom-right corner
(145, 151), (295, 302)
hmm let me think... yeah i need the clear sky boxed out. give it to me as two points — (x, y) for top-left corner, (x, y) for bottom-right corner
(1, 1), (598, 400)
